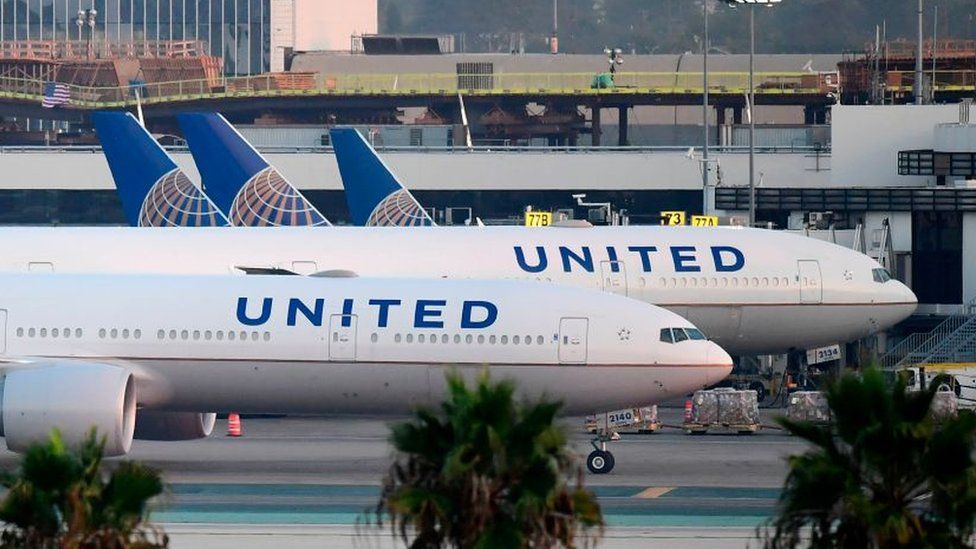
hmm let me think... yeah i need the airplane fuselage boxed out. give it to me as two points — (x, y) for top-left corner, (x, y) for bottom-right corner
(0, 225), (916, 354)
(0, 274), (731, 416)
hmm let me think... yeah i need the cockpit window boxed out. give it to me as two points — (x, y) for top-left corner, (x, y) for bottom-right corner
(659, 328), (674, 343)
(872, 268), (892, 283)
(685, 328), (707, 340)
(672, 328), (689, 342)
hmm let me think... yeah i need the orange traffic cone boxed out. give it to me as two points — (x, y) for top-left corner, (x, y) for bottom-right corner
(227, 413), (242, 437)
(683, 399), (693, 424)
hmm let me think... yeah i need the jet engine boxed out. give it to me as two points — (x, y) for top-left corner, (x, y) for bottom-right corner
(0, 363), (136, 456)
(135, 411), (216, 441)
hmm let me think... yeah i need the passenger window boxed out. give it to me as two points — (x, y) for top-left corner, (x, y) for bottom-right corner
(418, 334), (425, 343)
(513, 335), (520, 345)
(454, 334), (461, 344)
(673, 329), (689, 342)
(660, 329), (674, 343)
(371, 333), (378, 343)
(465, 334), (473, 344)
(52, 328), (59, 338)
(75, 328), (82, 338)
(477, 335), (485, 344)
(501, 335), (508, 345)
(395, 333), (402, 343)
(537, 335), (544, 345)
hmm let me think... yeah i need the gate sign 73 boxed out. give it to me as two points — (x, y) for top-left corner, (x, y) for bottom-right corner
(660, 211), (686, 226)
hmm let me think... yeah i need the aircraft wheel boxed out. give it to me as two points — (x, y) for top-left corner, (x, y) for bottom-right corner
(586, 450), (614, 474)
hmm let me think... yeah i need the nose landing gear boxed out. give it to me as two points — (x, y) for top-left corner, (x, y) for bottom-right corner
(586, 431), (618, 474)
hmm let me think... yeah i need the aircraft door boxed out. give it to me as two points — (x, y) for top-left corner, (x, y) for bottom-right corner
(558, 318), (588, 364)
(600, 260), (628, 296)
(0, 310), (6, 354)
(798, 260), (823, 304)
(329, 314), (357, 361)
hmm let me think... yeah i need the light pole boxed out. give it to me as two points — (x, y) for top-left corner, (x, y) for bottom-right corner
(727, 0), (781, 227)
(703, 0), (710, 215)
(76, 9), (97, 60)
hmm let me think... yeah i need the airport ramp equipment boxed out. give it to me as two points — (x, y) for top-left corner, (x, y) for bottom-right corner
(930, 385), (960, 421)
(329, 127), (435, 227)
(785, 391), (831, 424)
(684, 388), (760, 434)
(178, 112), (330, 227)
(92, 111), (228, 228)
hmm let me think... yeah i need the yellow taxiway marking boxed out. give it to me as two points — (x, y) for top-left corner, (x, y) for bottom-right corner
(634, 487), (674, 499)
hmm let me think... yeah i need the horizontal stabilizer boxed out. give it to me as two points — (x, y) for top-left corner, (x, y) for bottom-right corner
(92, 111), (228, 227)
(330, 127), (435, 227)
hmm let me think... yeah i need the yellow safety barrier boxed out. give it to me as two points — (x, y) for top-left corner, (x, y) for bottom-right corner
(0, 71), (847, 110)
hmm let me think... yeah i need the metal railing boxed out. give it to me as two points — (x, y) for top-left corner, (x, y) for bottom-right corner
(0, 144), (832, 155)
(0, 70), (838, 110)
(882, 296), (976, 370)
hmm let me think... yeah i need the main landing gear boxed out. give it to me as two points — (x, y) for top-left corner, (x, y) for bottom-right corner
(586, 430), (618, 474)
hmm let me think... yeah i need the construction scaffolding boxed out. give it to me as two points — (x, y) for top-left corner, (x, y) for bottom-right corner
(840, 39), (976, 104)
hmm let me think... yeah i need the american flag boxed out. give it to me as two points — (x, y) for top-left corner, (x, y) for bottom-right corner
(41, 82), (70, 108)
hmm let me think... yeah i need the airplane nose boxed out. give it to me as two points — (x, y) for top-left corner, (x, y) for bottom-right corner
(895, 280), (918, 307)
(705, 342), (734, 384)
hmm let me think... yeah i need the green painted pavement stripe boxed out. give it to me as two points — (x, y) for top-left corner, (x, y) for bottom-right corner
(154, 511), (767, 529)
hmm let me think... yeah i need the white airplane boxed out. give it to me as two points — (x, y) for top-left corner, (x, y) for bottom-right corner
(0, 225), (916, 355)
(0, 273), (731, 474)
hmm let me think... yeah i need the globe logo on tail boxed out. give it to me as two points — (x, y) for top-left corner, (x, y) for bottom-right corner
(367, 189), (433, 227)
(229, 167), (330, 227)
(139, 169), (226, 227)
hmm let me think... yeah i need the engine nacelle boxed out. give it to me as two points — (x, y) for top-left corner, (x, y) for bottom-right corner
(134, 411), (216, 441)
(0, 363), (136, 457)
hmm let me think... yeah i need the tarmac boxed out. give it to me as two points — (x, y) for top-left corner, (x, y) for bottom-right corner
(0, 408), (807, 548)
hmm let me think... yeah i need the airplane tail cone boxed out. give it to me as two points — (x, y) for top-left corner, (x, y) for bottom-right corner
(226, 413), (242, 437)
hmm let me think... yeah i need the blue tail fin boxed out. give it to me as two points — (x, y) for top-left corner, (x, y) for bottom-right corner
(178, 113), (331, 227)
(92, 111), (228, 227)
(329, 127), (435, 227)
